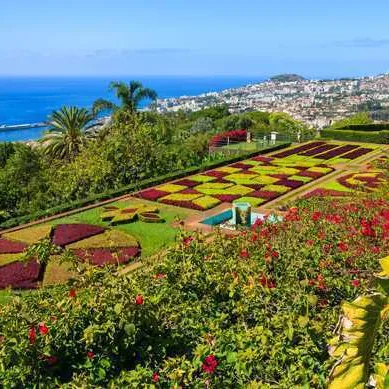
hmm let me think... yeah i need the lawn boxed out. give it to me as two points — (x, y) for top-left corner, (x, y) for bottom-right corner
(222, 140), (286, 151)
(48, 197), (198, 258)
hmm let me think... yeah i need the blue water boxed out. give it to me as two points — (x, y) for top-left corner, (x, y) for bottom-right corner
(0, 76), (264, 142)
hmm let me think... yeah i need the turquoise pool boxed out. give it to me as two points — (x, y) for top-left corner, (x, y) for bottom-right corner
(201, 210), (282, 227)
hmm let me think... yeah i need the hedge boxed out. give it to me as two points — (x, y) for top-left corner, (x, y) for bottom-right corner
(330, 123), (389, 132)
(321, 129), (389, 144)
(0, 142), (291, 230)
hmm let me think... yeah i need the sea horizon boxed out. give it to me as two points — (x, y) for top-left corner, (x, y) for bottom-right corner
(0, 75), (266, 142)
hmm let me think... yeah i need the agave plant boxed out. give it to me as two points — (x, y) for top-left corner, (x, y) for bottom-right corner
(40, 106), (96, 160)
(328, 256), (389, 388)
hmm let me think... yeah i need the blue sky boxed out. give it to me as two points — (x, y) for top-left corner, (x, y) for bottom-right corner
(1, 0), (389, 77)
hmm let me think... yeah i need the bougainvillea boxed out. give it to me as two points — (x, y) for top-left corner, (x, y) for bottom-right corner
(209, 129), (247, 147)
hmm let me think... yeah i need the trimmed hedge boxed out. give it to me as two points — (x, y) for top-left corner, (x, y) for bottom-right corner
(330, 123), (389, 132)
(0, 143), (291, 230)
(321, 129), (389, 144)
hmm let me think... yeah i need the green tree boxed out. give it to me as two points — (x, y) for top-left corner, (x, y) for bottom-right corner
(93, 81), (157, 115)
(0, 144), (49, 217)
(269, 112), (316, 141)
(40, 106), (96, 161)
(330, 112), (373, 129)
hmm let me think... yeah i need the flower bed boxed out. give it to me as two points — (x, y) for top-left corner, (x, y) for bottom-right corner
(0, 238), (27, 254)
(52, 224), (105, 247)
(0, 259), (43, 289)
(137, 188), (170, 202)
(133, 141), (344, 210)
(300, 144), (338, 157)
(271, 141), (326, 158)
(341, 147), (374, 160)
(5, 194), (389, 387)
(139, 212), (165, 223)
(67, 230), (139, 249)
(0, 224), (141, 289)
(315, 144), (359, 160)
(2, 225), (52, 245)
(72, 247), (140, 266)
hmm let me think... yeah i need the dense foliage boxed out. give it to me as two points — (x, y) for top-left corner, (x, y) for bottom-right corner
(1, 192), (389, 387)
(0, 95), (310, 224)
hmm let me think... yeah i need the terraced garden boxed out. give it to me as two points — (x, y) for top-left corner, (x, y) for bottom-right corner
(0, 140), (387, 293)
(137, 140), (380, 209)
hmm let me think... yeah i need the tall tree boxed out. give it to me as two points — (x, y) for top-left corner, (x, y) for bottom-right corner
(40, 106), (95, 160)
(92, 81), (158, 115)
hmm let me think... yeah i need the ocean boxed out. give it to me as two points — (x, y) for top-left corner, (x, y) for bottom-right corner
(0, 76), (264, 142)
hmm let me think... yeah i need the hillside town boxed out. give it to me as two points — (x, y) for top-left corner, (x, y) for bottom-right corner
(156, 73), (389, 128)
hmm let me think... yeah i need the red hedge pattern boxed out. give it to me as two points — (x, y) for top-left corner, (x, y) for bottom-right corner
(0, 238), (27, 254)
(52, 224), (105, 247)
(137, 188), (170, 201)
(0, 259), (42, 289)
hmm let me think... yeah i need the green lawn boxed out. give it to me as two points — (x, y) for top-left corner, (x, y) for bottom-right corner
(48, 198), (198, 258)
(222, 140), (286, 152)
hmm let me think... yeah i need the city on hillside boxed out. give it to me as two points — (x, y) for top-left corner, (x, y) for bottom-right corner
(156, 73), (389, 128)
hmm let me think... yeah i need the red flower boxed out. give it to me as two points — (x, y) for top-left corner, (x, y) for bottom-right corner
(318, 231), (326, 240)
(306, 239), (314, 246)
(351, 279), (360, 288)
(38, 322), (49, 336)
(311, 211), (322, 222)
(69, 288), (77, 298)
(337, 241), (349, 252)
(28, 327), (36, 344)
(152, 273), (167, 279)
(44, 355), (59, 366)
(135, 295), (144, 305)
(152, 372), (160, 383)
(271, 250), (279, 259)
(183, 236), (194, 247)
(372, 246), (381, 254)
(240, 249), (249, 258)
(86, 351), (95, 360)
(201, 354), (218, 374)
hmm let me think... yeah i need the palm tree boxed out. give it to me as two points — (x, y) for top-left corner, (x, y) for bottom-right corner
(92, 81), (157, 115)
(40, 106), (95, 160)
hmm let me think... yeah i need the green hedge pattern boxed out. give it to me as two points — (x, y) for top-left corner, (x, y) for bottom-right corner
(321, 129), (389, 144)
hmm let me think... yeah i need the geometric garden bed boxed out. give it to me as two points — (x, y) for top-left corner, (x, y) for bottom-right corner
(0, 224), (140, 289)
(137, 141), (375, 210)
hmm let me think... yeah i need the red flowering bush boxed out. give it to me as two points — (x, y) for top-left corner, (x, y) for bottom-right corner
(209, 129), (247, 147)
(1, 191), (389, 387)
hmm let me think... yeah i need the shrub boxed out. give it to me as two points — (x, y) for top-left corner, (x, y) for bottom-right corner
(72, 247), (140, 266)
(210, 129), (247, 147)
(2, 194), (389, 386)
(321, 129), (389, 144)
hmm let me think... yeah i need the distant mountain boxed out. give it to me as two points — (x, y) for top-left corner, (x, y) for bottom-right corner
(270, 74), (306, 82)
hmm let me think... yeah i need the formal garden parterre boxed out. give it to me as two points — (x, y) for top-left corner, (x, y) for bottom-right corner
(0, 141), (385, 292)
(136, 140), (379, 210)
